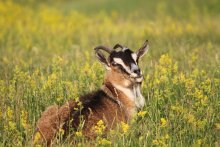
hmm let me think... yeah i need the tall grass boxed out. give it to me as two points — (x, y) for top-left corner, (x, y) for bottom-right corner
(0, 0), (219, 146)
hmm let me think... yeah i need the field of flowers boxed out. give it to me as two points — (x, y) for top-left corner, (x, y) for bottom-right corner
(0, 0), (220, 146)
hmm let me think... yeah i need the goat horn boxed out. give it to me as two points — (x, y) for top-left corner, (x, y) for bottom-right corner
(113, 43), (124, 50)
(94, 45), (113, 54)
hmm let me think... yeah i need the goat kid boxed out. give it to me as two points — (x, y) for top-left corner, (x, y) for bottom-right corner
(35, 40), (149, 145)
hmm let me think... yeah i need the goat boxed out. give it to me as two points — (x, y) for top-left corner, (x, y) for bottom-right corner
(35, 40), (149, 145)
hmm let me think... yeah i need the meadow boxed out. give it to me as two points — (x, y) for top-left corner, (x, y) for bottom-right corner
(0, 0), (220, 146)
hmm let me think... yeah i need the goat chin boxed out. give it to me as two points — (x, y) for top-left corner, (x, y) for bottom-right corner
(133, 83), (145, 109)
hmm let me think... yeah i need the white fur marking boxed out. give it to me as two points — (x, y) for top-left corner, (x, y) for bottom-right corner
(113, 58), (131, 73)
(134, 84), (145, 108)
(113, 83), (145, 109)
(131, 53), (137, 62)
(136, 77), (143, 82)
(113, 84), (135, 101)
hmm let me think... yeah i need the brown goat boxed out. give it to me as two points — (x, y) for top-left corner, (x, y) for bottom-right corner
(35, 40), (149, 145)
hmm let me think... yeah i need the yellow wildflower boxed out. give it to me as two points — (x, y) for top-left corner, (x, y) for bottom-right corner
(172, 75), (178, 85)
(121, 122), (129, 133)
(160, 118), (167, 127)
(179, 72), (186, 83)
(215, 123), (220, 129)
(77, 101), (82, 106)
(139, 136), (144, 141)
(196, 119), (207, 129)
(7, 107), (13, 120)
(173, 62), (178, 73)
(98, 138), (111, 145)
(152, 139), (159, 145)
(192, 69), (199, 78)
(21, 110), (28, 129)
(97, 119), (104, 126)
(93, 120), (106, 135)
(137, 110), (147, 118)
(194, 88), (204, 99)
(160, 75), (168, 83)
(197, 139), (202, 145)
(33, 132), (41, 144)
(165, 134), (170, 139)
(56, 97), (63, 102)
(185, 114), (195, 124)
(58, 128), (65, 135)
(75, 131), (82, 137)
(159, 54), (172, 66)
(171, 105), (184, 112)
(8, 121), (16, 130)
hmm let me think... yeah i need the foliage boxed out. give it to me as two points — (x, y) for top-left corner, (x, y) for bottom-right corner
(0, 0), (219, 146)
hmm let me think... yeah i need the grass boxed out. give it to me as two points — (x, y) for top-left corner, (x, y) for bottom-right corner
(0, 0), (220, 146)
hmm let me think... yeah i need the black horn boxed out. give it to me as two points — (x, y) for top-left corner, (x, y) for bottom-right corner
(113, 43), (123, 50)
(94, 45), (113, 54)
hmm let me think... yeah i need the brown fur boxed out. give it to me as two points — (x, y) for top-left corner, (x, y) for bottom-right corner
(36, 101), (78, 145)
(105, 65), (134, 88)
(35, 69), (137, 146)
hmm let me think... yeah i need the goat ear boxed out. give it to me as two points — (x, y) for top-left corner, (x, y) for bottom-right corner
(136, 40), (149, 59)
(95, 51), (110, 70)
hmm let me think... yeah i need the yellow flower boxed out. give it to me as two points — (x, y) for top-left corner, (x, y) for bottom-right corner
(7, 107), (13, 120)
(8, 121), (16, 130)
(159, 54), (172, 66)
(185, 114), (195, 124)
(139, 136), (144, 141)
(165, 134), (170, 139)
(121, 122), (129, 133)
(179, 72), (186, 83)
(194, 88), (204, 99)
(137, 110), (147, 118)
(215, 123), (220, 129)
(197, 139), (202, 145)
(93, 120), (106, 135)
(97, 119), (104, 126)
(173, 62), (178, 73)
(75, 131), (82, 137)
(160, 118), (167, 127)
(21, 110), (28, 129)
(152, 139), (159, 145)
(33, 132), (41, 144)
(172, 75), (178, 84)
(58, 128), (65, 135)
(98, 138), (111, 145)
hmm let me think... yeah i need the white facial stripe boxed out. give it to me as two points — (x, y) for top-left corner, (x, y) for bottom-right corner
(131, 53), (137, 63)
(113, 58), (131, 73)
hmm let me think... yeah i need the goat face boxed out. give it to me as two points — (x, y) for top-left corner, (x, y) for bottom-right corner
(94, 40), (149, 86)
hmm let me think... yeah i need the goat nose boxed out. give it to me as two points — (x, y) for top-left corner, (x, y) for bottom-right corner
(134, 69), (141, 76)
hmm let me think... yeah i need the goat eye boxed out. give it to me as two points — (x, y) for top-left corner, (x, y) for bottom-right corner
(112, 62), (118, 66)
